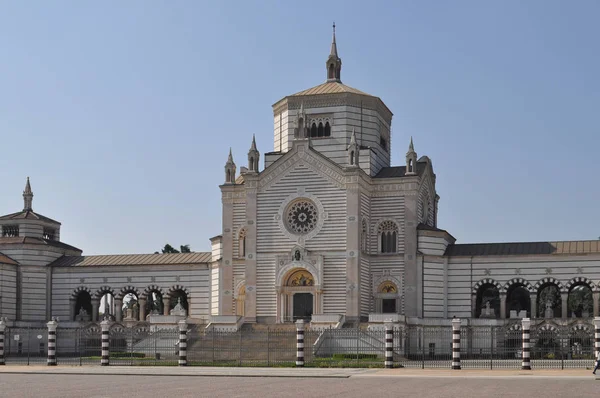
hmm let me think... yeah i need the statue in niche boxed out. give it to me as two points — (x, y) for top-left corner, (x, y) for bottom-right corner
(76, 307), (90, 321)
(170, 297), (187, 316)
(294, 250), (301, 261)
(545, 297), (554, 318)
(132, 301), (139, 320)
(480, 301), (495, 318)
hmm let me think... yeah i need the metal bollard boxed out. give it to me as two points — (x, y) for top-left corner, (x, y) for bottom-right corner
(296, 320), (305, 367)
(47, 319), (58, 366)
(101, 320), (110, 366)
(0, 318), (6, 365)
(452, 318), (461, 370)
(178, 320), (188, 366)
(521, 318), (531, 370)
(385, 322), (394, 369)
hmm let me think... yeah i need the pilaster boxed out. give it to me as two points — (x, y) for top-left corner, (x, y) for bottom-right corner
(244, 176), (258, 322)
(220, 186), (235, 315)
(403, 183), (419, 317)
(345, 179), (361, 321)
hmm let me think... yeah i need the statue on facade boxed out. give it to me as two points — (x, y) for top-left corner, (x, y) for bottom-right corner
(170, 297), (187, 317)
(545, 297), (554, 318)
(294, 250), (301, 261)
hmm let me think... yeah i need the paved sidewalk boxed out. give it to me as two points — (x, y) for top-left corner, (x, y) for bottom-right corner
(0, 365), (367, 378)
(0, 365), (598, 379)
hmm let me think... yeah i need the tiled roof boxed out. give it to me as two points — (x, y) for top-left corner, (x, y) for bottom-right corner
(373, 162), (427, 178)
(0, 210), (60, 225)
(0, 252), (18, 265)
(290, 81), (374, 97)
(0, 236), (81, 252)
(50, 252), (212, 267)
(445, 240), (600, 257)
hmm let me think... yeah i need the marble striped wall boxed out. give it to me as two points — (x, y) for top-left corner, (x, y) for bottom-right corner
(256, 162), (347, 317)
(0, 264), (17, 319)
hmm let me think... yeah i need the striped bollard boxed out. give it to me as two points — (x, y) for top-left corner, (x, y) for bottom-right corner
(101, 320), (110, 366)
(296, 319), (305, 367)
(521, 318), (531, 370)
(452, 318), (461, 370)
(47, 319), (58, 366)
(0, 318), (6, 365)
(384, 322), (394, 369)
(594, 317), (600, 358)
(178, 320), (188, 366)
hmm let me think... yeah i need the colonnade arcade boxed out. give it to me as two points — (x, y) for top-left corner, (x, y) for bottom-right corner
(70, 284), (190, 322)
(473, 277), (600, 319)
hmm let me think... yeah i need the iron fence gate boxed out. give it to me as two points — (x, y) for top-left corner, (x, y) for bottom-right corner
(5, 327), (48, 365)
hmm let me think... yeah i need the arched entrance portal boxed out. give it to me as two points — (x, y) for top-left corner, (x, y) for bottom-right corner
(277, 268), (322, 323)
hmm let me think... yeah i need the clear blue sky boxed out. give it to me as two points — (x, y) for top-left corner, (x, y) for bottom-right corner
(1, 1), (598, 255)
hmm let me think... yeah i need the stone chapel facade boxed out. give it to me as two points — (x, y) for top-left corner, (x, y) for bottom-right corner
(1, 28), (599, 329)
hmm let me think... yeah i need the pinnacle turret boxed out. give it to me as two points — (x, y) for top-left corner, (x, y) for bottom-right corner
(248, 135), (260, 173)
(23, 177), (33, 211)
(326, 23), (342, 82)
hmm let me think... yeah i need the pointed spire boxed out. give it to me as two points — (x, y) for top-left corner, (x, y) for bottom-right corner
(23, 177), (33, 211)
(326, 23), (342, 82)
(250, 134), (257, 151)
(227, 148), (234, 164)
(408, 137), (415, 153)
(406, 137), (417, 175)
(350, 128), (357, 145)
(330, 22), (338, 58)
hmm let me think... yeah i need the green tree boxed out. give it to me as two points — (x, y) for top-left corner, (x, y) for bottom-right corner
(161, 244), (179, 254)
(160, 244), (192, 254)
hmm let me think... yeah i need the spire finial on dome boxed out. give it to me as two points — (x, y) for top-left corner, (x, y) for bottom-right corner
(23, 176), (33, 211)
(326, 23), (342, 82)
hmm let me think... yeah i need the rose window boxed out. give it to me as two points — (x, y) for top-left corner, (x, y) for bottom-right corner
(286, 200), (318, 235)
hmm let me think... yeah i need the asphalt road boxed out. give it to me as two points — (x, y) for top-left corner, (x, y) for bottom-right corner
(0, 374), (597, 398)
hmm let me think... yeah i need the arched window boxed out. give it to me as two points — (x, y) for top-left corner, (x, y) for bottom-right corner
(350, 151), (355, 165)
(328, 64), (334, 79)
(506, 284), (530, 318)
(537, 284), (561, 318)
(408, 159), (413, 173)
(324, 122), (331, 137)
(317, 122), (324, 137)
(378, 221), (398, 254)
(310, 123), (317, 137)
(238, 228), (247, 258)
(568, 284), (593, 318)
(475, 284), (500, 319)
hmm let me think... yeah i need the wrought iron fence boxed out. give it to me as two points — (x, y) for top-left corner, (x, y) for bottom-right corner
(1, 321), (596, 369)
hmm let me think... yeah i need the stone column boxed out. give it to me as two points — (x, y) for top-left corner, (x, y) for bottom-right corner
(163, 297), (170, 316)
(385, 322), (394, 369)
(530, 294), (537, 319)
(139, 298), (147, 321)
(561, 292), (568, 319)
(452, 318), (461, 370)
(91, 299), (99, 322)
(0, 318), (6, 365)
(115, 298), (123, 322)
(500, 293), (506, 319)
(594, 317), (600, 355)
(521, 318), (531, 370)
(69, 298), (76, 321)
(101, 320), (110, 366)
(296, 319), (305, 367)
(47, 319), (58, 366)
(178, 320), (187, 366)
